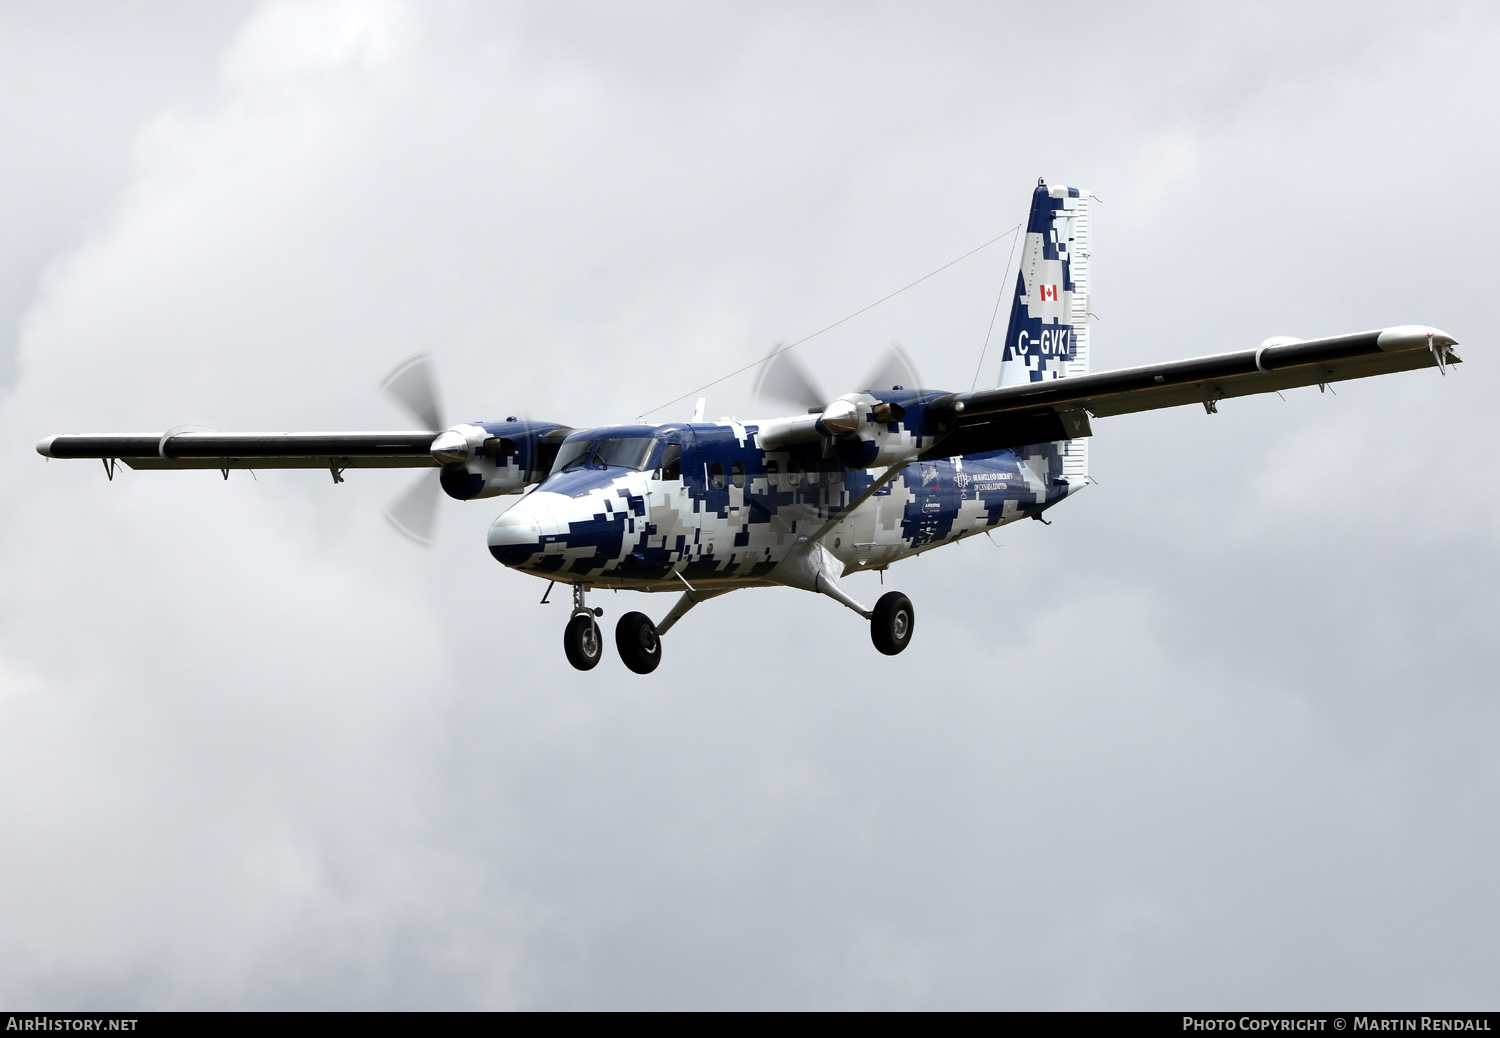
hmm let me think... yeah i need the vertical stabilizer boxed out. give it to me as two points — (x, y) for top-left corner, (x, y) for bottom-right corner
(997, 181), (1091, 482)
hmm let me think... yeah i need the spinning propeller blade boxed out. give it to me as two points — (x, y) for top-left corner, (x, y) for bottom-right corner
(753, 345), (828, 413)
(755, 341), (925, 429)
(858, 342), (924, 395)
(378, 353), (446, 547)
(379, 353), (445, 432)
(385, 470), (441, 547)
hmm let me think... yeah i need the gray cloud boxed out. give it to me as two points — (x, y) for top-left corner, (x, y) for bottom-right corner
(0, 0), (1495, 1009)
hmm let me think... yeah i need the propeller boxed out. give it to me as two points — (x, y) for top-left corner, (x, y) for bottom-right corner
(752, 344), (827, 413)
(379, 353), (445, 432)
(379, 353), (446, 547)
(857, 341), (924, 397)
(385, 465), (442, 547)
(752, 342), (926, 416)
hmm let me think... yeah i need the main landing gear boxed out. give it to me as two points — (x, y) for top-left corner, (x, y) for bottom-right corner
(561, 584), (663, 674)
(870, 591), (914, 656)
(615, 612), (661, 674)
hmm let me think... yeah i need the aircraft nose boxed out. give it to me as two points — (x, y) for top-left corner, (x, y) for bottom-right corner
(487, 505), (542, 566)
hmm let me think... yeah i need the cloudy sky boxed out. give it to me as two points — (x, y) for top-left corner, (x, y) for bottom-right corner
(0, 0), (1495, 1010)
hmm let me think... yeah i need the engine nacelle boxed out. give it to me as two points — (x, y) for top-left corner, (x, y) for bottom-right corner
(754, 391), (945, 471)
(827, 393), (936, 469)
(431, 420), (572, 500)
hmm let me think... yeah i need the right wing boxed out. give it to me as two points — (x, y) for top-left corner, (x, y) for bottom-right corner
(36, 431), (438, 471)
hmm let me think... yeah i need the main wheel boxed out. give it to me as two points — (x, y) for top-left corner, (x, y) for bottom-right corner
(564, 613), (604, 671)
(870, 592), (914, 656)
(615, 611), (662, 675)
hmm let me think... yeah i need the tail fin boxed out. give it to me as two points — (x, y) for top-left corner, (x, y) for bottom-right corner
(998, 180), (1091, 483)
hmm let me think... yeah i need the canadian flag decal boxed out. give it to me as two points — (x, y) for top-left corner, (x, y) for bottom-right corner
(1039, 284), (1059, 302)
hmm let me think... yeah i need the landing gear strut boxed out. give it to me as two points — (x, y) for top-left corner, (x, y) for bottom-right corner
(615, 612), (661, 674)
(870, 591), (914, 655)
(563, 584), (605, 671)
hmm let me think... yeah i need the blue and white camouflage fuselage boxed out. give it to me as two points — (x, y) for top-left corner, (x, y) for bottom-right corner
(486, 393), (1083, 594)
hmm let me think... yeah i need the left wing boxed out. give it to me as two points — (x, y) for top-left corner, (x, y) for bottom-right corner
(922, 325), (1459, 457)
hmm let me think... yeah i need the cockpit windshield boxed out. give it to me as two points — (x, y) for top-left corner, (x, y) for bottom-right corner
(551, 436), (657, 475)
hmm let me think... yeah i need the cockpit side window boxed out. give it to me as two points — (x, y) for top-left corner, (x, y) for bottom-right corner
(595, 437), (656, 470)
(657, 442), (682, 480)
(710, 462), (726, 490)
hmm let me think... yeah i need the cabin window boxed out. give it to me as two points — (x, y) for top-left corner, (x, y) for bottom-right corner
(766, 460), (780, 487)
(657, 442), (682, 480)
(805, 462), (820, 486)
(731, 461), (745, 489)
(710, 462), (726, 490)
(787, 459), (803, 486)
(829, 465), (843, 485)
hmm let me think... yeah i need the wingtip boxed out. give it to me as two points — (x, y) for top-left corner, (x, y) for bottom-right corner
(1377, 325), (1458, 351)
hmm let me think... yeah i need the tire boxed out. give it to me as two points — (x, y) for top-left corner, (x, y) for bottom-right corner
(615, 611), (662, 675)
(564, 613), (604, 671)
(870, 592), (914, 656)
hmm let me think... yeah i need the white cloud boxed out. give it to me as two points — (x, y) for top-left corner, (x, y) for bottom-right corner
(222, 0), (412, 86)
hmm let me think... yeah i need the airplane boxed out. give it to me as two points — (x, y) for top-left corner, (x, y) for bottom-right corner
(36, 180), (1461, 674)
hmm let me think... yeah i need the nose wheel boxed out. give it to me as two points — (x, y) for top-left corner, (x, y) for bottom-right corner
(564, 613), (603, 670)
(563, 584), (605, 671)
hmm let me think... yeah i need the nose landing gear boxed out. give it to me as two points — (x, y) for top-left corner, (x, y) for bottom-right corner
(563, 584), (605, 671)
(564, 614), (602, 670)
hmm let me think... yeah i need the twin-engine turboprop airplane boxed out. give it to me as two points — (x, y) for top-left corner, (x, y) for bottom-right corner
(38, 180), (1461, 674)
